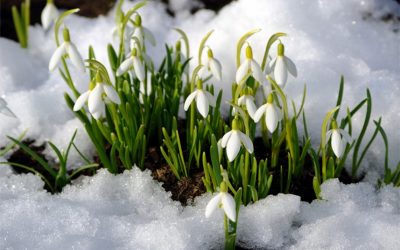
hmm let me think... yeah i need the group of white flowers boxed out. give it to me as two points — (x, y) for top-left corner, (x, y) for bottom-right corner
(39, 0), (354, 223)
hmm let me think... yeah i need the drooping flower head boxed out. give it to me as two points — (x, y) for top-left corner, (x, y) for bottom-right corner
(237, 87), (257, 120)
(253, 93), (282, 133)
(116, 47), (145, 81)
(184, 79), (216, 118)
(236, 45), (264, 84)
(131, 14), (156, 49)
(221, 116), (254, 162)
(200, 47), (222, 81)
(205, 181), (236, 222)
(326, 120), (352, 158)
(73, 72), (121, 119)
(49, 28), (85, 73)
(41, 0), (58, 30)
(267, 43), (297, 88)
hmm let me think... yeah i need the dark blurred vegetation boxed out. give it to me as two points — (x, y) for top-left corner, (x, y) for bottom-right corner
(0, 0), (234, 41)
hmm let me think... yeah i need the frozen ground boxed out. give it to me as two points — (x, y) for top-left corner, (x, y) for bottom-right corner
(0, 0), (399, 249)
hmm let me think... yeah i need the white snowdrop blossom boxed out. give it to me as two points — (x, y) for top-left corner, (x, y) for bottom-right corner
(49, 28), (85, 73)
(238, 88), (257, 120)
(267, 43), (297, 88)
(184, 80), (216, 118)
(41, 0), (58, 30)
(73, 74), (121, 120)
(201, 48), (222, 81)
(131, 14), (156, 49)
(205, 182), (236, 222)
(116, 48), (145, 81)
(326, 121), (352, 158)
(253, 94), (282, 133)
(0, 97), (16, 118)
(235, 45), (264, 84)
(221, 117), (254, 162)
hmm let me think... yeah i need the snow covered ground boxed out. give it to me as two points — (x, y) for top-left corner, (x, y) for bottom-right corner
(0, 0), (399, 249)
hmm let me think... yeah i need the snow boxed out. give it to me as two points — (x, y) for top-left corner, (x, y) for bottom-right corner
(0, 0), (399, 249)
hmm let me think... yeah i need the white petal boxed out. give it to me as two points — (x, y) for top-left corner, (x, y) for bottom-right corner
(143, 27), (156, 46)
(67, 43), (86, 73)
(284, 56), (297, 77)
(184, 91), (198, 111)
(205, 91), (216, 107)
(49, 43), (66, 71)
(235, 60), (250, 83)
(239, 132), (254, 153)
(209, 58), (222, 81)
(245, 98), (257, 120)
(41, 4), (58, 30)
(265, 104), (279, 133)
(91, 103), (105, 120)
(205, 194), (222, 218)
(221, 131), (232, 148)
(221, 193), (236, 222)
(226, 132), (242, 162)
(238, 96), (246, 106)
(196, 91), (209, 118)
(253, 104), (267, 123)
(267, 57), (277, 74)
(132, 28), (144, 47)
(88, 84), (104, 114)
(274, 56), (288, 88)
(264, 55), (273, 74)
(133, 57), (145, 82)
(250, 59), (264, 83)
(325, 130), (333, 146)
(103, 85), (121, 105)
(73, 91), (90, 111)
(116, 57), (133, 76)
(331, 130), (344, 158)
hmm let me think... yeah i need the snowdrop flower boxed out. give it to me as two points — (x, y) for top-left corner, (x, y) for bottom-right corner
(0, 97), (16, 118)
(205, 182), (236, 222)
(221, 117), (254, 162)
(139, 72), (152, 104)
(237, 87), (257, 120)
(201, 48), (222, 81)
(131, 14), (156, 48)
(116, 48), (145, 81)
(73, 73), (121, 119)
(267, 43), (297, 88)
(41, 0), (58, 30)
(253, 94), (282, 133)
(49, 28), (85, 73)
(326, 120), (352, 158)
(184, 79), (216, 118)
(235, 45), (264, 84)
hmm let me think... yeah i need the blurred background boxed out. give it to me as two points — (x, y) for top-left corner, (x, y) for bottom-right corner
(0, 0), (235, 41)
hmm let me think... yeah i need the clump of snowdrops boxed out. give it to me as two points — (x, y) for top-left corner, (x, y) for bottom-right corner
(4, 0), (400, 248)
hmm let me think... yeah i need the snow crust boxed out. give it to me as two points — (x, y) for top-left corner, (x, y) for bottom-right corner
(0, 0), (400, 249)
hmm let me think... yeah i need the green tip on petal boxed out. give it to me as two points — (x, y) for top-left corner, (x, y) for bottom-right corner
(331, 120), (338, 129)
(232, 117), (240, 130)
(63, 28), (70, 42)
(278, 43), (285, 56)
(95, 72), (103, 83)
(244, 86), (253, 96)
(267, 93), (274, 103)
(132, 48), (138, 57)
(89, 81), (96, 90)
(220, 182), (228, 192)
(246, 45), (253, 59)
(207, 48), (214, 58)
(135, 14), (142, 26)
(47, 0), (54, 4)
(196, 78), (203, 89)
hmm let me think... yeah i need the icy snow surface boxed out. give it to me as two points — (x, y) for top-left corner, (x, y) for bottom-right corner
(0, 0), (399, 249)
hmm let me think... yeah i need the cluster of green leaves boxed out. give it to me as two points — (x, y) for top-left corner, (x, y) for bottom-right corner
(12, 0), (30, 48)
(1, 130), (97, 193)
